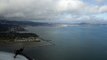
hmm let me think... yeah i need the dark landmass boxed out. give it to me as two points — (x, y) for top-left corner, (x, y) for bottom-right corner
(0, 19), (41, 42)
(0, 32), (38, 38)
(0, 32), (40, 42)
(0, 19), (58, 32)
(0, 19), (56, 26)
(0, 23), (26, 32)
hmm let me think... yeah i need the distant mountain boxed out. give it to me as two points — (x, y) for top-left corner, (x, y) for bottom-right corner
(0, 20), (26, 32)
(0, 19), (58, 32)
(0, 19), (56, 26)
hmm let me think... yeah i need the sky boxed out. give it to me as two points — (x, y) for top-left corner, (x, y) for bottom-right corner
(0, 0), (107, 23)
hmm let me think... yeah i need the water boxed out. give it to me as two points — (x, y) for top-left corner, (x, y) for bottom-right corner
(1, 25), (107, 60)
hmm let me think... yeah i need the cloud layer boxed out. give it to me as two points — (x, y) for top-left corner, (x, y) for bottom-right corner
(0, 0), (107, 23)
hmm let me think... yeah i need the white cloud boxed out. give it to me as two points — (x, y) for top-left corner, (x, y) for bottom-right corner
(99, 6), (107, 13)
(56, 0), (86, 12)
(88, 5), (107, 14)
(0, 0), (58, 19)
(0, 0), (107, 23)
(0, 1), (8, 14)
(0, 0), (86, 19)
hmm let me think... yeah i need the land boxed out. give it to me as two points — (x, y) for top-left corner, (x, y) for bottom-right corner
(0, 32), (41, 42)
(0, 19), (49, 42)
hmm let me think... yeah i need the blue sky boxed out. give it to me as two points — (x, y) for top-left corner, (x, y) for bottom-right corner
(0, 0), (107, 23)
(95, 13), (107, 19)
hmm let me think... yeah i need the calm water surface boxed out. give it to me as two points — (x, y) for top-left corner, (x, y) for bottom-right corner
(1, 25), (107, 60)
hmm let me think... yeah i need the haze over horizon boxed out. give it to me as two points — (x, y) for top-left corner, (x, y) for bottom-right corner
(0, 0), (107, 24)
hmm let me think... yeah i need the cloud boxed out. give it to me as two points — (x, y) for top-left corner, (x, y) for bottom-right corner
(56, 0), (86, 12)
(0, 0), (107, 23)
(85, 5), (107, 14)
(99, 6), (107, 13)
(60, 15), (107, 24)
(0, 0), (58, 20)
